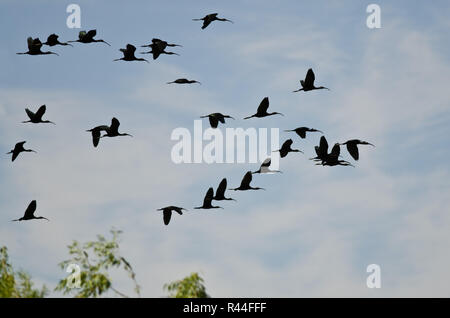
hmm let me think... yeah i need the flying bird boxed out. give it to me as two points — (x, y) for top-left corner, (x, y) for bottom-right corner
(22, 105), (55, 124)
(142, 38), (182, 50)
(12, 200), (49, 222)
(311, 136), (329, 162)
(69, 30), (110, 46)
(311, 137), (353, 167)
(293, 68), (329, 92)
(101, 117), (133, 138)
(114, 44), (149, 63)
(285, 127), (322, 139)
(43, 34), (72, 47)
(86, 125), (109, 148)
(340, 139), (375, 161)
(193, 13), (233, 29)
(200, 113), (234, 128)
(17, 37), (59, 56)
(213, 178), (235, 201)
(167, 78), (201, 85)
(157, 206), (186, 225)
(140, 43), (179, 60)
(194, 188), (223, 209)
(230, 171), (265, 191)
(252, 158), (282, 174)
(7, 141), (36, 162)
(274, 139), (303, 158)
(244, 97), (283, 120)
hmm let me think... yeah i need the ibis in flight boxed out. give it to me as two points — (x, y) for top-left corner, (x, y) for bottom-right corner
(194, 188), (223, 209)
(43, 34), (72, 47)
(213, 178), (235, 201)
(244, 97), (283, 120)
(69, 30), (110, 46)
(157, 206), (186, 225)
(17, 37), (59, 56)
(193, 13), (233, 29)
(230, 171), (265, 191)
(167, 78), (201, 85)
(252, 158), (282, 174)
(12, 200), (49, 222)
(200, 113), (234, 128)
(22, 105), (55, 124)
(285, 127), (322, 139)
(114, 44), (149, 63)
(275, 139), (303, 158)
(340, 139), (375, 161)
(7, 141), (36, 162)
(293, 68), (329, 92)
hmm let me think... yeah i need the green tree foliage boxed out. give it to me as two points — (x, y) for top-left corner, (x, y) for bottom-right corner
(54, 229), (140, 298)
(0, 246), (48, 298)
(164, 272), (210, 298)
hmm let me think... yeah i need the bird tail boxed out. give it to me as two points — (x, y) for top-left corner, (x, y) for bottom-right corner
(292, 88), (304, 93)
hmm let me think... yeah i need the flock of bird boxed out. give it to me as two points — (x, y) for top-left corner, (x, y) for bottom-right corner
(10, 12), (375, 225)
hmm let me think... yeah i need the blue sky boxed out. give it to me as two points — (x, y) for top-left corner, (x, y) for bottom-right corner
(1, 0), (450, 297)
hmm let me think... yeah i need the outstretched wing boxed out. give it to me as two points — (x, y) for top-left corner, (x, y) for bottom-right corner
(163, 210), (172, 225)
(346, 142), (359, 161)
(24, 200), (37, 219)
(304, 68), (315, 87)
(110, 117), (120, 132)
(209, 116), (219, 128)
(203, 187), (214, 207)
(296, 128), (306, 138)
(25, 108), (35, 119)
(35, 105), (46, 119)
(215, 178), (227, 198)
(261, 158), (271, 167)
(319, 136), (328, 154)
(240, 171), (252, 188)
(257, 97), (269, 114)
(330, 143), (340, 159)
(202, 19), (213, 29)
(87, 29), (97, 39)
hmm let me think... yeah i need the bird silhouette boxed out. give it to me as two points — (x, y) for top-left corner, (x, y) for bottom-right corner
(311, 136), (329, 162)
(43, 34), (72, 47)
(340, 139), (375, 161)
(157, 206), (186, 225)
(68, 30), (110, 46)
(22, 105), (55, 124)
(7, 141), (36, 162)
(142, 38), (182, 50)
(293, 68), (329, 92)
(86, 125), (109, 148)
(17, 37), (59, 56)
(252, 158), (282, 174)
(200, 113), (234, 128)
(285, 127), (322, 139)
(311, 137), (353, 167)
(244, 97), (283, 120)
(167, 78), (201, 85)
(114, 44), (149, 63)
(274, 139), (303, 158)
(193, 13), (233, 29)
(213, 178), (235, 201)
(140, 41), (179, 60)
(101, 118), (133, 138)
(12, 200), (49, 222)
(194, 188), (223, 209)
(230, 171), (265, 191)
